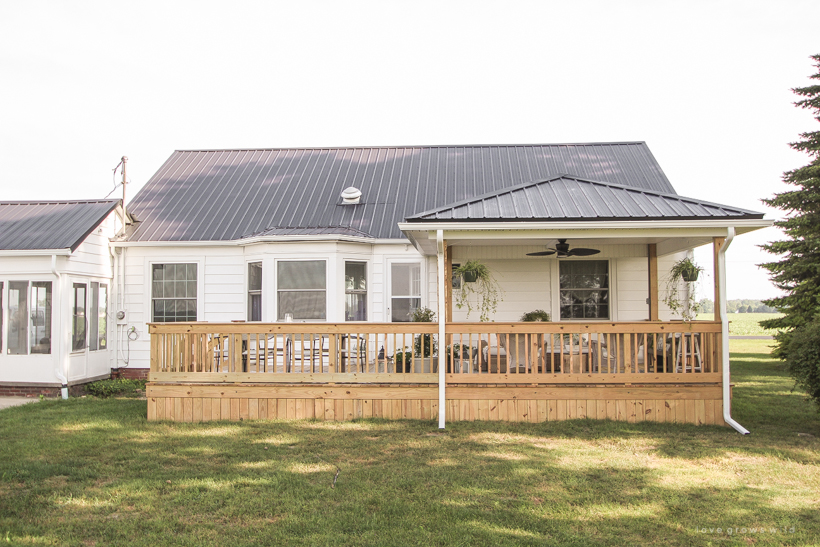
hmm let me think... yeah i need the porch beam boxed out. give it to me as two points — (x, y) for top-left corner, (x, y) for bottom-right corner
(648, 244), (659, 321)
(713, 237), (725, 320)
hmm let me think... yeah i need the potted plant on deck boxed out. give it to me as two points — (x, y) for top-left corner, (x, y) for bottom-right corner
(663, 256), (703, 321)
(453, 260), (503, 322)
(395, 307), (437, 373)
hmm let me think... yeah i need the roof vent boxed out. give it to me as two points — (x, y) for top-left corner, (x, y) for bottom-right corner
(341, 186), (362, 205)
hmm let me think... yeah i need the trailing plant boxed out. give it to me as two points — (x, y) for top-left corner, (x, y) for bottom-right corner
(453, 260), (503, 322)
(663, 256), (703, 321)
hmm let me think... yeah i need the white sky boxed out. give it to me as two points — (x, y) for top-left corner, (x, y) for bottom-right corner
(1, 0), (817, 300)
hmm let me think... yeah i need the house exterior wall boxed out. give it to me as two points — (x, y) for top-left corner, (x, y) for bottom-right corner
(0, 211), (118, 386)
(117, 240), (425, 370)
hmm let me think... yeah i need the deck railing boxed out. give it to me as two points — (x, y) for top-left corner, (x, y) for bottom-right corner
(149, 321), (722, 384)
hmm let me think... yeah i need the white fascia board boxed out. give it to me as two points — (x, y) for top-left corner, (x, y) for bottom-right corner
(0, 248), (72, 257)
(111, 237), (409, 248)
(398, 219), (772, 240)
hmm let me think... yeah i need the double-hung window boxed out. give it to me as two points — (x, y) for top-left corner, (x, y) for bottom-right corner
(248, 262), (262, 321)
(277, 261), (326, 320)
(152, 264), (197, 322)
(345, 262), (367, 321)
(390, 263), (421, 322)
(559, 260), (609, 320)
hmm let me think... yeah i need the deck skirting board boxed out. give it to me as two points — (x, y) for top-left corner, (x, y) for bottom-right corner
(147, 383), (725, 425)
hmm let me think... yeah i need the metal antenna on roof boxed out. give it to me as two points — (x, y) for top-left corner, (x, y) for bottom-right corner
(120, 156), (129, 225)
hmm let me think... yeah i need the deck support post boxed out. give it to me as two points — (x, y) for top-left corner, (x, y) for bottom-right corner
(437, 230), (446, 429)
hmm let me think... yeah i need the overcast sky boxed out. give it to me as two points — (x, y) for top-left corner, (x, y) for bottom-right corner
(1, 0), (818, 300)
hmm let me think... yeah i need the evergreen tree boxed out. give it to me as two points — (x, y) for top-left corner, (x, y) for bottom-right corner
(761, 54), (820, 358)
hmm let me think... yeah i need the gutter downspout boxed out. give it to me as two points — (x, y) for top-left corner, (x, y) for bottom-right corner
(719, 227), (749, 434)
(110, 245), (120, 375)
(51, 255), (68, 399)
(436, 230), (446, 429)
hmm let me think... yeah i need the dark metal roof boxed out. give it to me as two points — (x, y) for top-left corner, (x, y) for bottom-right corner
(0, 200), (120, 252)
(406, 175), (764, 222)
(126, 143), (678, 241)
(239, 226), (374, 239)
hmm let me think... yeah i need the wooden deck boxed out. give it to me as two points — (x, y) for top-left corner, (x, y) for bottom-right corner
(147, 321), (726, 425)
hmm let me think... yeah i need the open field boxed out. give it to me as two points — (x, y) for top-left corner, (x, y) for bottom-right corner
(697, 313), (784, 336)
(1, 340), (818, 546)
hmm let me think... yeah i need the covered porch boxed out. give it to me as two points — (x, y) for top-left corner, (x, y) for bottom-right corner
(146, 179), (770, 427)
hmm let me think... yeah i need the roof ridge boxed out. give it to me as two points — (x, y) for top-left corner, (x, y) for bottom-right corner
(174, 142), (649, 153)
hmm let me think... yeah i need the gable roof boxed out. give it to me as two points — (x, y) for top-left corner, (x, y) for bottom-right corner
(126, 142), (676, 242)
(0, 200), (120, 252)
(406, 175), (764, 222)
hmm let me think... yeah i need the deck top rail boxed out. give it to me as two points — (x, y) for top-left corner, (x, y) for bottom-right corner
(149, 321), (722, 385)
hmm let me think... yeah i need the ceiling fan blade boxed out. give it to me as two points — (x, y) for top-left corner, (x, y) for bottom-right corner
(526, 250), (556, 256)
(567, 248), (601, 256)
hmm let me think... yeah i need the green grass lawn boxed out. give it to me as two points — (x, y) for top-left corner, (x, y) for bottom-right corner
(697, 313), (784, 336)
(1, 340), (818, 546)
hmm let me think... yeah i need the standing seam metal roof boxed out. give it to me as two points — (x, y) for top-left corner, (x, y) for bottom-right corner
(126, 142), (679, 242)
(405, 176), (764, 221)
(0, 200), (120, 251)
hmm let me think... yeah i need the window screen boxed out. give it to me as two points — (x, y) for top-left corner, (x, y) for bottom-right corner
(277, 261), (326, 320)
(390, 263), (421, 322)
(248, 262), (262, 321)
(345, 262), (367, 321)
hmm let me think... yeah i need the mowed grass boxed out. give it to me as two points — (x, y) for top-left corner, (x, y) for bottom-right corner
(696, 313), (784, 336)
(1, 340), (818, 547)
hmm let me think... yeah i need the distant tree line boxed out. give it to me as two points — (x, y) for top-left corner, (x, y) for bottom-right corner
(696, 299), (779, 314)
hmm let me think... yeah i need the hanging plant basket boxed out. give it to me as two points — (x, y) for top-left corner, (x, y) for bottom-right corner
(682, 270), (700, 282)
(463, 270), (478, 283)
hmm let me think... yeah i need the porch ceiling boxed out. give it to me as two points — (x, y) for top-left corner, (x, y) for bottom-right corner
(399, 220), (772, 256)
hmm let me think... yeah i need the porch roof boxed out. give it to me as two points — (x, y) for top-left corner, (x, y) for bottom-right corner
(405, 175), (764, 222)
(399, 175), (769, 256)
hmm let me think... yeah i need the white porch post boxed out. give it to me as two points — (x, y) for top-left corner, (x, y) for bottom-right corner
(436, 230), (446, 429)
(718, 227), (749, 434)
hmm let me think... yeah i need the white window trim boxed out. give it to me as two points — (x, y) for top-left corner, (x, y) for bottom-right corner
(274, 258), (329, 322)
(144, 259), (205, 325)
(551, 258), (617, 322)
(385, 257), (425, 322)
(342, 259), (370, 322)
(245, 259), (263, 322)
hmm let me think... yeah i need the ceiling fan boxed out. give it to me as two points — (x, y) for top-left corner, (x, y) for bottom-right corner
(526, 239), (601, 257)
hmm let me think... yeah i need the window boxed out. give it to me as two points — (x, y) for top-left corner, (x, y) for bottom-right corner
(345, 262), (367, 321)
(72, 283), (87, 351)
(89, 283), (107, 351)
(152, 264), (197, 322)
(6, 281), (52, 355)
(277, 261), (326, 320)
(390, 263), (421, 322)
(30, 282), (52, 354)
(559, 260), (609, 320)
(248, 262), (262, 321)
